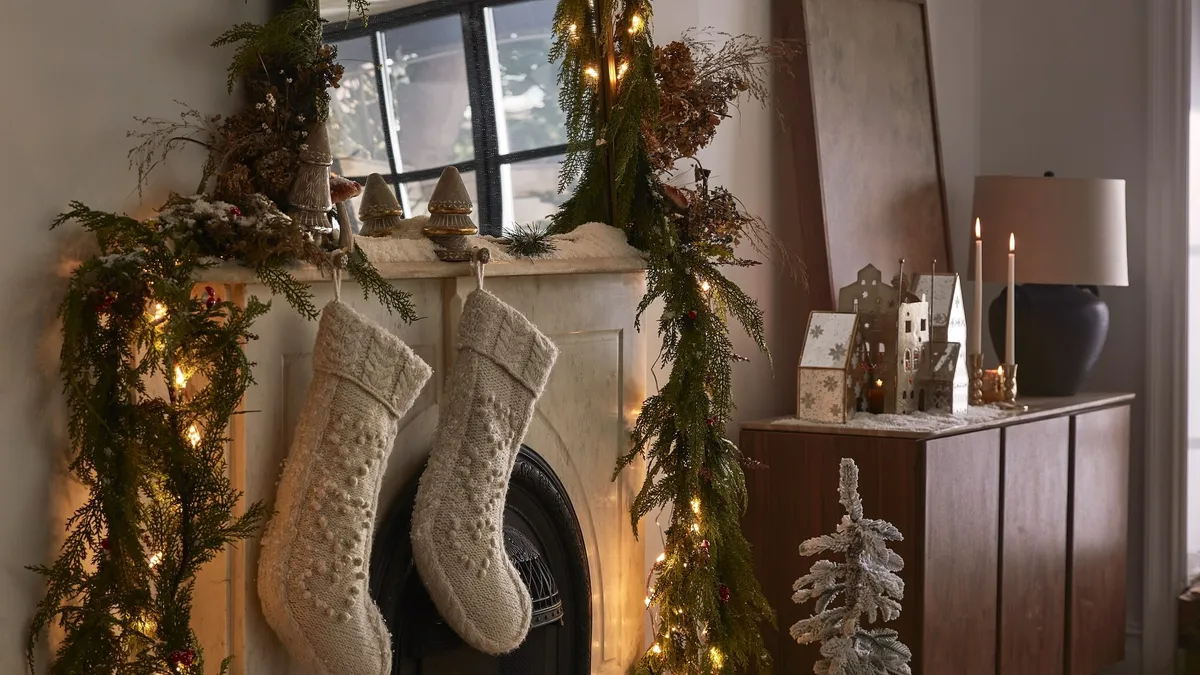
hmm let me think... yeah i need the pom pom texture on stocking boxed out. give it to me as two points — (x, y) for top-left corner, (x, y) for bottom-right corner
(259, 301), (432, 675)
(411, 289), (558, 655)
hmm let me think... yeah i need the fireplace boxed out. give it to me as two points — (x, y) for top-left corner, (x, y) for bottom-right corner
(193, 247), (651, 675)
(369, 446), (591, 674)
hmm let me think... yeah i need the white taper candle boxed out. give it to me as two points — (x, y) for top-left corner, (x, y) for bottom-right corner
(973, 218), (983, 354)
(1006, 233), (1016, 364)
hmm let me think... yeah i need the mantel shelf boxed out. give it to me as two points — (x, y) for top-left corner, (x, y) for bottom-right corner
(197, 255), (648, 284)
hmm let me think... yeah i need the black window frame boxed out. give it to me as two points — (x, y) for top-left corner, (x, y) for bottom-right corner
(323, 0), (570, 235)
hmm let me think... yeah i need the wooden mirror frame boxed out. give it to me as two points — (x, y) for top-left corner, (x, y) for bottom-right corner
(773, 0), (954, 308)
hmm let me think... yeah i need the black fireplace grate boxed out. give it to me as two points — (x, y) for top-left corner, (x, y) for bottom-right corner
(504, 526), (564, 628)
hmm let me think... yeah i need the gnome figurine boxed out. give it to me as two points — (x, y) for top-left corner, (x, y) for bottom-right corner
(287, 123), (334, 233)
(358, 174), (408, 237)
(422, 166), (478, 261)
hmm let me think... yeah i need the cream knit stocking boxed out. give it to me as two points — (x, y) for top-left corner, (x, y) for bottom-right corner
(411, 288), (558, 655)
(259, 300), (432, 675)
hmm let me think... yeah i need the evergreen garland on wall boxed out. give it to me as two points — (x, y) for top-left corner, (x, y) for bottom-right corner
(552, 1), (793, 672)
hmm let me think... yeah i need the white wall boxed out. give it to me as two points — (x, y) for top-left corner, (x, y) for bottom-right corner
(979, 2), (1149, 671)
(0, 1), (267, 671)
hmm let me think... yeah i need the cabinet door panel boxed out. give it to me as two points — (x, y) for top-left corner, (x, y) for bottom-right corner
(1068, 407), (1130, 675)
(924, 430), (1001, 675)
(999, 419), (1069, 674)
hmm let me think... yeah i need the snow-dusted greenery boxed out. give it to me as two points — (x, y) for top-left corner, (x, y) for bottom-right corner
(791, 458), (912, 675)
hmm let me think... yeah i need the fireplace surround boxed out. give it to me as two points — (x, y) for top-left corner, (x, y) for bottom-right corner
(189, 240), (650, 675)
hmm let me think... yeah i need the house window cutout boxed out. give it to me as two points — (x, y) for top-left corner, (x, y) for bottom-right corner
(905, 320), (913, 333)
(878, 343), (886, 354)
(904, 349), (913, 371)
(921, 318), (928, 332)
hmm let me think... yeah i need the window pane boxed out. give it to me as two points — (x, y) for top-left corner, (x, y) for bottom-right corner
(386, 17), (475, 172)
(501, 154), (569, 230)
(401, 171), (480, 219)
(329, 37), (391, 178)
(487, 0), (567, 154)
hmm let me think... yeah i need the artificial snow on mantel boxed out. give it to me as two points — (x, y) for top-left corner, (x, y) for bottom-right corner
(773, 404), (1017, 434)
(201, 221), (646, 283)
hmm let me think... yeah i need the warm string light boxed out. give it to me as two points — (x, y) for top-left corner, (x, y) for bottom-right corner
(186, 425), (201, 448)
(148, 302), (168, 326)
(691, 497), (701, 514)
(651, 643), (662, 655)
(568, 23), (578, 39)
(629, 14), (643, 33)
(700, 280), (711, 293)
(174, 366), (190, 390)
(585, 66), (600, 80)
(655, 552), (666, 564)
(710, 646), (724, 669)
(617, 62), (630, 79)
(148, 551), (163, 569)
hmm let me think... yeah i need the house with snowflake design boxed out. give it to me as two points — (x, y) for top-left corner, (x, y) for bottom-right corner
(796, 311), (863, 423)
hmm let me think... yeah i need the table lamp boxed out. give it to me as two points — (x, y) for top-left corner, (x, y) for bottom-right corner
(971, 173), (1128, 396)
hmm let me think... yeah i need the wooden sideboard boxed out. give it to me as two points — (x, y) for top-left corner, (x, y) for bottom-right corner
(741, 393), (1133, 675)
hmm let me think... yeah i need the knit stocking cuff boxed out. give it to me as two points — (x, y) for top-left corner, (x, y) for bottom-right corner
(313, 301), (433, 416)
(459, 290), (558, 395)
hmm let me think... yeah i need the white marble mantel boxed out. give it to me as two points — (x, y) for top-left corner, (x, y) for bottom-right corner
(191, 227), (651, 675)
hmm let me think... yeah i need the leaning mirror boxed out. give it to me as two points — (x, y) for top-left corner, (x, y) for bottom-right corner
(319, 0), (572, 235)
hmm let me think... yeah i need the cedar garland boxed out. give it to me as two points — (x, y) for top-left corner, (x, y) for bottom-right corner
(26, 3), (410, 673)
(552, 1), (791, 672)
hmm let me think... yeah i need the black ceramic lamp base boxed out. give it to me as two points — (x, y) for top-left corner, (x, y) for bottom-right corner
(988, 285), (1110, 397)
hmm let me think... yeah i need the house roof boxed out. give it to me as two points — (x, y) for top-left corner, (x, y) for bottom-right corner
(800, 312), (859, 369)
(912, 273), (962, 327)
(927, 341), (961, 380)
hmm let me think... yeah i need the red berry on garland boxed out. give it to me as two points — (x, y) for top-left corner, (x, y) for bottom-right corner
(205, 286), (219, 309)
(95, 294), (115, 314)
(100, 538), (110, 551)
(687, 310), (698, 320)
(719, 583), (731, 604)
(228, 205), (242, 218)
(706, 417), (716, 427)
(168, 649), (196, 667)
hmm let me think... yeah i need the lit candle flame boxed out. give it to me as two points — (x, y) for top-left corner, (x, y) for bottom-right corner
(1009, 232), (1015, 252)
(875, 379), (883, 388)
(997, 365), (1005, 378)
(974, 217), (981, 240)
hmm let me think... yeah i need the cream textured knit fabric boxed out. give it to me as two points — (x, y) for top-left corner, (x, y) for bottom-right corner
(259, 301), (432, 675)
(411, 289), (558, 655)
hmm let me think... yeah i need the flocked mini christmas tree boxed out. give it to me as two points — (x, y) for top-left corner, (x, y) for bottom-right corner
(791, 459), (912, 675)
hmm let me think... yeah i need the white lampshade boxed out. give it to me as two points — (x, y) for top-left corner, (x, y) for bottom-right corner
(970, 175), (1129, 286)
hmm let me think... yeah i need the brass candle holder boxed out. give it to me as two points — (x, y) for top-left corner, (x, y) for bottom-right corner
(968, 353), (985, 406)
(998, 362), (1028, 411)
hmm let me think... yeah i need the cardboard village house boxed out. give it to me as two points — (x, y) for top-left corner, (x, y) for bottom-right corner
(796, 263), (969, 424)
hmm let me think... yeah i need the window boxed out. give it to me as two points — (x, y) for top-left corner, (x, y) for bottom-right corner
(905, 319), (912, 333)
(920, 318), (927, 332)
(904, 349), (912, 372)
(322, 0), (569, 235)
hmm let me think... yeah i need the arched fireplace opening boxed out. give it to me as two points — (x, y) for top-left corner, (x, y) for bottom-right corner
(369, 446), (591, 674)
